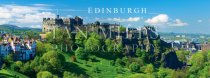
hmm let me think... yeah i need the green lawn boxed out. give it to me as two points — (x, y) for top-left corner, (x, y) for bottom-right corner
(62, 51), (133, 78)
(0, 69), (29, 78)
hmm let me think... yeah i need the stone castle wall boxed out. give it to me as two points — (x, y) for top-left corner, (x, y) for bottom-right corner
(42, 15), (83, 32)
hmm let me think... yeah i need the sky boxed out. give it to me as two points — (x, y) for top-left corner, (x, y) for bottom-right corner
(0, 0), (210, 34)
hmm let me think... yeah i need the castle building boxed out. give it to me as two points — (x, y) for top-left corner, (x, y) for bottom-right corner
(42, 15), (83, 32)
(41, 15), (161, 54)
(41, 15), (160, 41)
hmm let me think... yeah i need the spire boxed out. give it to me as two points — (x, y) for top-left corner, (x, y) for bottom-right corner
(56, 9), (59, 19)
(57, 15), (59, 19)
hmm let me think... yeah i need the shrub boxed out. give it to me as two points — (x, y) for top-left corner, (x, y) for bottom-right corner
(37, 71), (58, 78)
(115, 58), (123, 67)
(63, 71), (76, 78)
(144, 64), (154, 74)
(129, 62), (140, 72)
(1, 63), (6, 69)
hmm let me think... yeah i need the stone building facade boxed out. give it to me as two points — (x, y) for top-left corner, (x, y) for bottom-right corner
(42, 15), (83, 32)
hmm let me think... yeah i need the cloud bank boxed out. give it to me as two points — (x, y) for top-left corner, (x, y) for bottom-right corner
(107, 17), (141, 22)
(0, 4), (55, 28)
(145, 14), (188, 27)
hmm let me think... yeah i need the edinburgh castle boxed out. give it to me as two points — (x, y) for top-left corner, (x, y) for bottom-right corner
(41, 15), (163, 53)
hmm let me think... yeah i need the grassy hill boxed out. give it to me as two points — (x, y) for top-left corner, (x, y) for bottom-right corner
(0, 69), (29, 78)
(0, 24), (41, 36)
(61, 51), (133, 78)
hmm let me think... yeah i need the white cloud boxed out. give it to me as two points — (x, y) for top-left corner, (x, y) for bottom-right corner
(67, 15), (73, 18)
(107, 17), (141, 22)
(107, 18), (121, 22)
(0, 4), (56, 28)
(168, 19), (188, 26)
(145, 14), (169, 25)
(0, 19), (13, 24)
(30, 25), (42, 28)
(127, 17), (140, 22)
(94, 17), (98, 20)
(145, 14), (188, 27)
(197, 19), (202, 23)
(127, 24), (131, 27)
(32, 4), (53, 7)
(16, 12), (55, 24)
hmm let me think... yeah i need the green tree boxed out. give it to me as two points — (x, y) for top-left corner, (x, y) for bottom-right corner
(85, 37), (101, 52)
(116, 42), (123, 53)
(105, 39), (115, 52)
(26, 31), (39, 39)
(122, 57), (129, 67)
(4, 54), (14, 65)
(115, 58), (123, 67)
(189, 52), (205, 74)
(41, 51), (65, 72)
(129, 62), (140, 72)
(135, 48), (142, 57)
(136, 48), (147, 57)
(144, 64), (154, 74)
(47, 29), (69, 44)
(171, 70), (187, 78)
(75, 47), (88, 60)
(46, 28), (73, 51)
(89, 32), (101, 39)
(197, 65), (210, 77)
(207, 50), (210, 61)
(20, 62), (34, 76)
(188, 51), (210, 77)
(119, 26), (126, 32)
(176, 50), (189, 62)
(75, 31), (87, 46)
(30, 56), (41, 72)
(129, 73), (155, 78)
(63, 71), (76, 78)
(37, 71), (58, 78)
(36, 41), (46, 56)
(10, 63), (19, 71)
(136, 49), (147, 63)
(157, 68), (173, 78)
(116, 67), (124, 74)
(15, 61), (23, 67)
(13, 61), (23, 72)
(44, 43), (54, 52)
(1, 63), (6, 69)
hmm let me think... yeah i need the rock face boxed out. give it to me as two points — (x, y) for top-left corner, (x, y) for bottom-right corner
(162, 51), (184, 69)
(0, 57), (2, 68)
(138, 26), (184, 69)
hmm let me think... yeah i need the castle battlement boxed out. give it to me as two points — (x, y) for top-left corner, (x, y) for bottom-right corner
(42, 15), (83, 32)
(41, 15), (159, 42)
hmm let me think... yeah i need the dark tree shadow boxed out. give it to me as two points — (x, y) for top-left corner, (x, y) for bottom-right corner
(93, 52), (121, 60)
(0, 73), (14, 78)
(64, 62), (89, 77)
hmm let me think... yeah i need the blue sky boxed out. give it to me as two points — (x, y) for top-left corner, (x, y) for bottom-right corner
(0, 0), (210, 34)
